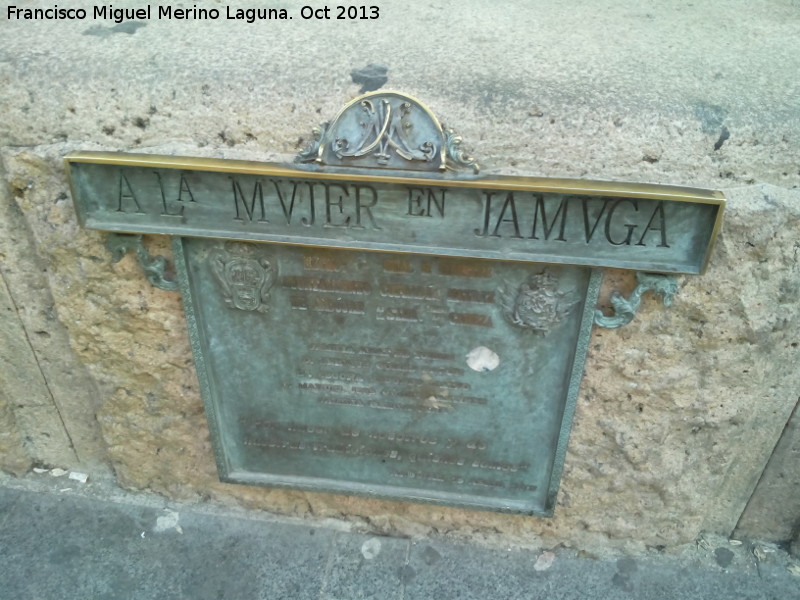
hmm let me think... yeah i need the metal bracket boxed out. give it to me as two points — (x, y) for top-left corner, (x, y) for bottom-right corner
(594, 272), (678, 329)
(105, 233), (179, 292)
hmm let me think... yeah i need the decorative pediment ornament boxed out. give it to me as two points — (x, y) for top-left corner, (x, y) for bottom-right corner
(297, 91), (479, 173)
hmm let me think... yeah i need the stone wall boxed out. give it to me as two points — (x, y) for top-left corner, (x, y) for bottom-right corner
(2, 0), (799, 552)
(735, 401), (800, 542)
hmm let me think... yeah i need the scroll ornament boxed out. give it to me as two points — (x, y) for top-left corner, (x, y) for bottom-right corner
(594, 272), (678, 329)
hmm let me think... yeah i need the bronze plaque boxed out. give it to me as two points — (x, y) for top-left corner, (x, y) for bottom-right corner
(65, 91), (723, 515)
(176, 238), (599, 514)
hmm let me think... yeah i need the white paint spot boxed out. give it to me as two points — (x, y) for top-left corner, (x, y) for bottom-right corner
(361, 537), (382, 560)
(534, 551), (556, 571)
(154, 510), (180, 533)
(68, 471), (88, 483)
(466, 346), (499, 372)
(423, 396), (451, 410)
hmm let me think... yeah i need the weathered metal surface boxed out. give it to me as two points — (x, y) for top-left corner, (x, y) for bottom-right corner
(594, 272), (678, 329)
(175, 237), (600, 515)
(66, 153), (723, 275)
(105, 233), (179, 291)
(296, 91), (479, 173)
(66, 91), (723, 515)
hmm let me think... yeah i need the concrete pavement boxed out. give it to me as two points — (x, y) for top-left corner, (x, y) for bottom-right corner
(1, 473), (798, 599)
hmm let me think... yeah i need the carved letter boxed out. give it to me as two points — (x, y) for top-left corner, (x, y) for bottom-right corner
(427, 188), (446, 218)
(354, 185), (380, 229)
(491, 192), (522, 238)
(154, 172), (184, 217)
(324, 183), (351, 227)
(474, 191), (493, 237)
(636, 201), (670, 247)
(272, 179), (302, 224)
(177, 174), (196, 203)
(302, 182), (316, 226)
(116, 172), (144, 213)
(407, 187), (425, 216)
(407, 187), (446, 218)
(604, 198), (639, 246)
(530, 195), (568, 241)
(231, 178), (268, 222)
(582, 198), (610, 243)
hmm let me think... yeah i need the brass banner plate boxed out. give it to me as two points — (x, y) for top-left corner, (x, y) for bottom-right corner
(175, 237), (600, 515)
(66, 153), (723, 274)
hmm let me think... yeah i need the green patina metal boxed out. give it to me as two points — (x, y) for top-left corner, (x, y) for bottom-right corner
(105, 233), (179, 292)
(174, 238), (601, 515)
(67, 155), (722, 275)
(594, 272), (679, 329)
(65, 92), (723, 515)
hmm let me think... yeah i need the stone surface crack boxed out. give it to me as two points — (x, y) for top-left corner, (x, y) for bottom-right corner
(0, 269), (79, 463)
(732, 396), (800, 538)
(399, 539), (412, 600)
(317, 530), (338, 599)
